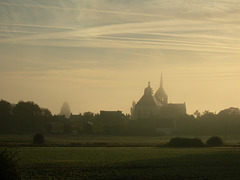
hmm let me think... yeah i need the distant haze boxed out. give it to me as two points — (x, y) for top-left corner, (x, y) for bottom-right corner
(1, 0), (240, 115)
(59, 102), (71, 118)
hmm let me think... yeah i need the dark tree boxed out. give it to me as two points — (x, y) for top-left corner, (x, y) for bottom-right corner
(206, 136), (223, 147)
(82, 112), (95, 122)
(33, 133), (45, 145)
(12, 101), (51, 133)
(218, 107), (240, 134)
(0, 149), (20, 180)
(13, 101), (41, 133)
(0, 100), (13, 133)
(168, 137), (204, 147)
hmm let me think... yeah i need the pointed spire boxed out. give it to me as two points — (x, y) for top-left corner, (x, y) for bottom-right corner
(155, 72), (168, 105)
(160, 72), (163, 88)
(148, 81), (151, 87)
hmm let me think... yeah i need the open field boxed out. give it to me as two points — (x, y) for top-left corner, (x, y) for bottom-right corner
(1, 134), (240, 147)
(0, 134), (183, 147)
(2, 146), (240, 179)
(0, 134), (169, 147)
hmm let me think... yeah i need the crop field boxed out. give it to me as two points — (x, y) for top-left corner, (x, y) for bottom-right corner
(5, 147), (240, 179)
(0, 134), (171, 147)
(1, 134), (240, 147)
(1, 135), (240, 179)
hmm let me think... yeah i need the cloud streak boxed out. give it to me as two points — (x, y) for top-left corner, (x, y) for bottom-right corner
(1, 0), (240, 55)
(1, 0), (240, 114)
(0, 1), (169, 18)
(1, 18), (240, 54)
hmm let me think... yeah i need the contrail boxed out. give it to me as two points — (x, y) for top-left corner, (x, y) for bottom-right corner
(0, 2), (167, 18)
(0, 23), (79, 30)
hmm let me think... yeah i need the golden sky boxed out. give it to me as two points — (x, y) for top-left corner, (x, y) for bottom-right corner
(1, 0), (240, 115)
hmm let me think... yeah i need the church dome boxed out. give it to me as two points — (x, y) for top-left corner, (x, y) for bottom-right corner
(155, 87), (167, 98)
(144, 81), (153, 95)
(136, 82), (156, 106)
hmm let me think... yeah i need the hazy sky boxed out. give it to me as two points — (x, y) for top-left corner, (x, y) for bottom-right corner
(1, 0), (240, 115)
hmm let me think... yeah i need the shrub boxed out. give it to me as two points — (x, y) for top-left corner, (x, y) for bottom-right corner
(0, 149), (21, 180)
(168, 137), (204, 147)
(33, 133), (45, 145)
(206, 136), (223, 147)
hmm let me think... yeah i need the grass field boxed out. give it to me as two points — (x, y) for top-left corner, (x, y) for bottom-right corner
(4, 147), (240, 179)
(1, 135), (240, 179)
(0, 134), (170, 147)
(1, 134), (240, 147)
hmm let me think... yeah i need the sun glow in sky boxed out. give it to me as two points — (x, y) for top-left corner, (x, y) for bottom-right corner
(1, 0), (240, 115)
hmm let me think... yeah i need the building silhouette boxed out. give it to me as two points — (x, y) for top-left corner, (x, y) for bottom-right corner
(132, 74), (186, 120)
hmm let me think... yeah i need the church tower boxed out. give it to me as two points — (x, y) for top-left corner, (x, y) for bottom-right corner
(132, 82), (157, 119)
(154, 73), (168, 105)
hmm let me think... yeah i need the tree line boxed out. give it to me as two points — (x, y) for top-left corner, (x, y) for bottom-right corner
(0, 100), (52, 134)
(1, 99), (240, 136)
(179, 108), (240, 136)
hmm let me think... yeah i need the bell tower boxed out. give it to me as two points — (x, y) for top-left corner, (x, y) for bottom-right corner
(154, 73), (168, 105)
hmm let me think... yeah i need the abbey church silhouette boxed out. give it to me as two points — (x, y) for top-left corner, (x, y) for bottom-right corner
(131, 74), (186, 120)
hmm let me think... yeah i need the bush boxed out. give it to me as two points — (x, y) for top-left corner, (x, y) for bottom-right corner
(206, 136), (223, 147)
(0, 149), (21, 180)
(33, 133), (45, 145)
(168, 137), (204, 147)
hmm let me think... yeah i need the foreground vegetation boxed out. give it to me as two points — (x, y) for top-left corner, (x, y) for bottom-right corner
(3, 147), (240, 179)
(1, 135), (240, 179)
